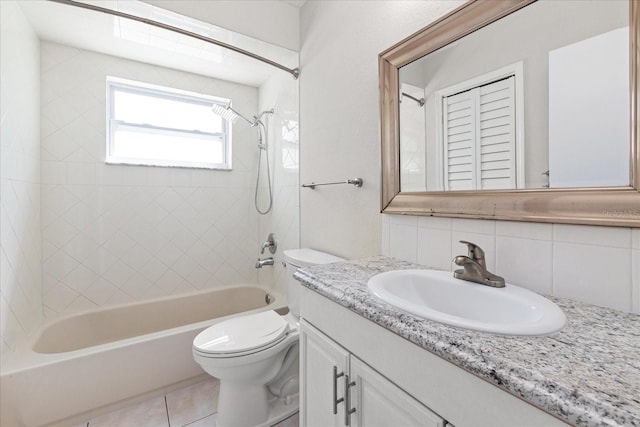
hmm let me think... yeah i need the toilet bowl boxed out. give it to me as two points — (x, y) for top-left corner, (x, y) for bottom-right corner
(192, 248), (344, 427)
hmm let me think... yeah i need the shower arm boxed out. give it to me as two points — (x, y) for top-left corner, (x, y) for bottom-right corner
(401, 92), (425, 107)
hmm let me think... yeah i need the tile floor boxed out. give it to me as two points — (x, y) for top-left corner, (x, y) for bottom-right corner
(71, 378), (299, 427)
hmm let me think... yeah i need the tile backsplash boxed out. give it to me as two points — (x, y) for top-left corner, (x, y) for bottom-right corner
(383, 215), (640, 314)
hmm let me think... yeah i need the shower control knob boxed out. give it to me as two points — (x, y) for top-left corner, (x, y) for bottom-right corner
(260, 233), (277, 254)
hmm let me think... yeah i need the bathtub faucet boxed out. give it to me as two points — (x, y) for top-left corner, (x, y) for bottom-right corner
(255, 257), (274, 268)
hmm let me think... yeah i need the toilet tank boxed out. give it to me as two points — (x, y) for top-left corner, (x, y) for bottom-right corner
(283, 248), (345, 318)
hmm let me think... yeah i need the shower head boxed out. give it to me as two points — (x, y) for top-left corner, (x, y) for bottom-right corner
(212, 102), (254, 126)
(212, 102), (239, 123)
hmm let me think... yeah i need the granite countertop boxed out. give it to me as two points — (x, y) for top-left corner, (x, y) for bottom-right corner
(294, 256), (640, 427)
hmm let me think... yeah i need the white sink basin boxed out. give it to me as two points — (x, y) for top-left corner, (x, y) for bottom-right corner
(368, 269), (566, 336)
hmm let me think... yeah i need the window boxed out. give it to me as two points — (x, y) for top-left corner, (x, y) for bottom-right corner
(106, 77), (231, 169)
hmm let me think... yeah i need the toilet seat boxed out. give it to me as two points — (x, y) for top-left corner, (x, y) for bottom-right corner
(194, 310), (290, 358)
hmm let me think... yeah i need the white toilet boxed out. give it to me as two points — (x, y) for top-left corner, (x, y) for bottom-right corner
(192, 248), (344, 427)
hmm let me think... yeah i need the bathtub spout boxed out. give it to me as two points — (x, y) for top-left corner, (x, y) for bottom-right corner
(255, 257), (274, 268)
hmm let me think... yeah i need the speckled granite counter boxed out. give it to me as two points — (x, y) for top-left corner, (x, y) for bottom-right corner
(294, 256), (640, 427)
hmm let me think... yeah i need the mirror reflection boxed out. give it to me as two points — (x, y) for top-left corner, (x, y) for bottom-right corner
(399, 0), (629, 192)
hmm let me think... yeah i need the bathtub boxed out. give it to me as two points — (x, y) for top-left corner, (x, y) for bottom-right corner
(0, 285), (285, 427)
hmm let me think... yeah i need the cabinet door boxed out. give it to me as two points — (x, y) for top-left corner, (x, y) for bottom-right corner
(350, 356), (444, 427)
(300, 320), (350, 427)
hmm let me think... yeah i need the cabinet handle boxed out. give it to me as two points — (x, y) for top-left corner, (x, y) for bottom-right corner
(344, 374), (356, 426)
(333, 366), (345, 415)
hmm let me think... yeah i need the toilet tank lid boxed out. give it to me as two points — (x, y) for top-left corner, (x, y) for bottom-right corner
(283, 248), (345, 267)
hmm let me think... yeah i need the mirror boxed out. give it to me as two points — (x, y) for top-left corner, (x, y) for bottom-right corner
(380, 0), (640, 226)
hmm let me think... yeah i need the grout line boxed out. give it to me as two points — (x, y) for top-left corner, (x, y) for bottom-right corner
(182, 412), (217, 427)
(270, 411), (299, 427)
(164, 395), (171, 427)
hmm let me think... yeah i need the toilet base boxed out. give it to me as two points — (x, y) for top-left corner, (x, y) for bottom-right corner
(213, 393), (299, 427)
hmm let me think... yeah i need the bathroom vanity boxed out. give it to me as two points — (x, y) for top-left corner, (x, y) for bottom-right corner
(295, 257), (640, 427)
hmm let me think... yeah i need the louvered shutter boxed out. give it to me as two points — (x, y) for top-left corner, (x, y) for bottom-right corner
(478, 77), (516, 189)
(443, 91), (476, 190)
(443, 76), (516, 190)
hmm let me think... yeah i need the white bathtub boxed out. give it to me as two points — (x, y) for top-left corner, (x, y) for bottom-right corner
(0, 285), (285, 427)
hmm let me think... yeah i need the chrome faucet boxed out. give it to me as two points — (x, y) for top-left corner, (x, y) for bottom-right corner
(260, 233), (277, 255)
(453, 240), (505, 288)
(255, 257), (274, 268)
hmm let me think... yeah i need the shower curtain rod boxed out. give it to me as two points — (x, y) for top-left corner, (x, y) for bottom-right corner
(48, 0), (300, 80)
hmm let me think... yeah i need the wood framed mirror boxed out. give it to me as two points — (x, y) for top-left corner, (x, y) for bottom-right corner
(379, 0), (640, 227)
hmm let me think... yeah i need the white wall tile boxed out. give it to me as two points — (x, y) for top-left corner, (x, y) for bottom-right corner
(418, 216), (452, 230)
(381, 215), (390, 257)
(452, 218), (496, 235)
(632, 249), (639, 314)
(1, 0), (42, 356)
(389, 223), (417, 263)
(122, 167), (148, 186)
(83, 278), (118, 306)
(553, 242), (631, 312)
(44, 283), (79, 313)
(96, 164), (124, 185)
(632, 229), (640, 250)
(388, 215), (418, 227)
(553, 224), (631, 248)
(63, 264), (99, 293)
(496, 236), (553, 295)
(495, 221), (552, 240)
(42, 161), (66, 184)
(40, 42), (266, 318)
(417, 227), (452, 271)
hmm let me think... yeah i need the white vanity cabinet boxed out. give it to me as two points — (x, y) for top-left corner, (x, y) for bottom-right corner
(300, 320), (445, 427)
(299, 319), (349, 427)
(299, 286), (569, 427)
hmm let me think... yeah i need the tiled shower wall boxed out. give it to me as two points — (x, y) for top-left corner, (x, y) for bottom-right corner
(383, 215), (640, 314)
(257, 71), (300, 296)
(0, 1), (43, 355)
(41, 42), (262, 317)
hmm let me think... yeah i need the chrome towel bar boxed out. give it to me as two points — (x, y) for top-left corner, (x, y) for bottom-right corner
(302, 178), (363, 190)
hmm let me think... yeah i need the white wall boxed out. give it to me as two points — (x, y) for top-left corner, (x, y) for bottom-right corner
(299, 0), (463, 259)
(300, 1), (639, 314)
(143, 0), (300, 51)
(399, 83), (426, 192)
(0, 1), (43, 356)
(549, 27), (629, 188)
(40, 42), (261, 317)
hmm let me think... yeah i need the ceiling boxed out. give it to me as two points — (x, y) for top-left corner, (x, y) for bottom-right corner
(18, 0), (298, 87)
(281, 0), (307, 8)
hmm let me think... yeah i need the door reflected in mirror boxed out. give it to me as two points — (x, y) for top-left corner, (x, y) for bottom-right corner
(399, 0), (629, 192)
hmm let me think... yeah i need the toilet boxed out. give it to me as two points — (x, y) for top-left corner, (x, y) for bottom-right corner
(192, 248), (344, 427)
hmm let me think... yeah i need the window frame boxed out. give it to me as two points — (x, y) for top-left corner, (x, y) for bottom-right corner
(106, 76), (232, 170)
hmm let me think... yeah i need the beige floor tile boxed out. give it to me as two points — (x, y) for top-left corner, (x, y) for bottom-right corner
(183, 413), (216, 427)
(272, 412), (299, 427)
(166, 378), (219, 426)
(87, 396), (168, 427)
